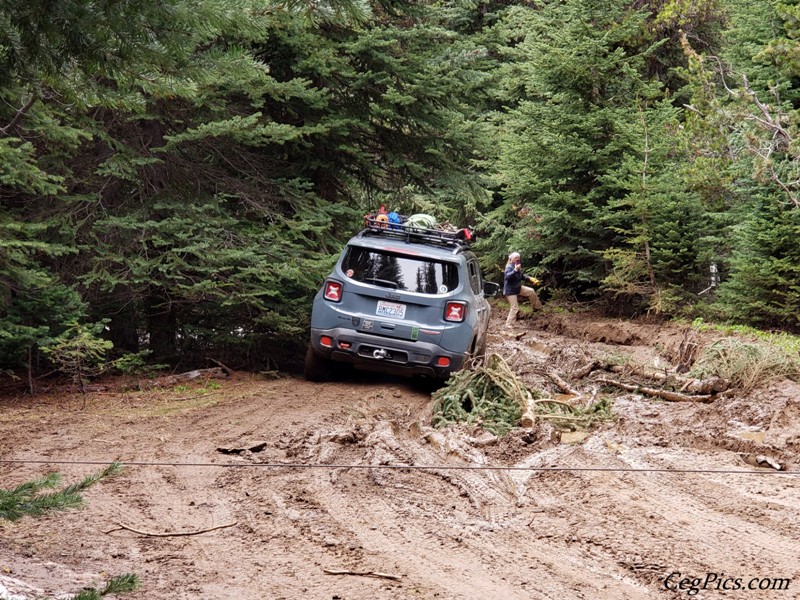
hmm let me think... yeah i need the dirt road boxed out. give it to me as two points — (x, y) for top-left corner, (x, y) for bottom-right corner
(2, 311), (799, 599)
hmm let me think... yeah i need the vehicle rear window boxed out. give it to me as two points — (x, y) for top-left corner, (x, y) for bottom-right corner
(342, 247), (458, 294)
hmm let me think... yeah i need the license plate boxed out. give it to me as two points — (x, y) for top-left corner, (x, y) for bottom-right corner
(376, 300), (406, 319)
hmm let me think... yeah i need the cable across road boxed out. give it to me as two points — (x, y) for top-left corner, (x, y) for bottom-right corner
(0, 458), (797, 475)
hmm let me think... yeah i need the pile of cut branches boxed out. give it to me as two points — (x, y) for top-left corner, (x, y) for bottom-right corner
(527, 396), (613, 431)
(433, 354), (603, 434)
(690, 338), (800, 394)
(432, 353), (529, 434)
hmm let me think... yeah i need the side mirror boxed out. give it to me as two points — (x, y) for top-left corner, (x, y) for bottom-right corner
(483, 281), (500, 298)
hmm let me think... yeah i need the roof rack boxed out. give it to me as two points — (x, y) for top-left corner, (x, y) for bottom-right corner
(360, 213), (473, 251)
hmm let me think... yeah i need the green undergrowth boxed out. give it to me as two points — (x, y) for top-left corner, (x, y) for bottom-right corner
(690, 318), (800, 355)
(691, 338), (800, 393)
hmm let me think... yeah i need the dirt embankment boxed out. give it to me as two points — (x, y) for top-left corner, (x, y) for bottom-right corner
(2, 309), (800, 599)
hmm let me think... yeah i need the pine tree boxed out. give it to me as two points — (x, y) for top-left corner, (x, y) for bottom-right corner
(678, 0), (800, 328)
(41, 320), (113, 394)
(482, 1), (672, 292)
(30, 0), (489, 369)
(717, 197), (800, 328)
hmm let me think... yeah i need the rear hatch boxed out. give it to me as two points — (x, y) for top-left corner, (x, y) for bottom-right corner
(339, 245), (460, 343)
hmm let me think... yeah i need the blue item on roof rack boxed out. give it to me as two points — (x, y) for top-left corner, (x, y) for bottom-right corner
(387, 211), (402, 229)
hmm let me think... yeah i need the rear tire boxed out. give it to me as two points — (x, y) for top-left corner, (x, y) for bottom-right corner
(476, 333), (488, 360)
(304, 344), (331, 382)
(463, 336), (485, 370)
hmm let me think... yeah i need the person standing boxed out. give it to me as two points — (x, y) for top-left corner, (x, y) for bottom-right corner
(503, 252), (542, 328)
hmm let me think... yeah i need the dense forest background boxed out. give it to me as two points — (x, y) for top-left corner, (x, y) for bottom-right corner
(2, 0), (800, 383)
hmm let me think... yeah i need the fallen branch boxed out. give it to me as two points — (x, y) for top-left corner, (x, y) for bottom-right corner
(545, 369), (581, 396)
(572, 360), (599, 379)
(532, 398), (577, 410)
(594, 377), (713, 403)
(323, 568), (400, 581)
(106, 520), (237, 537)
(607, 364), (728, 394)
(433, 353), (532, 434)
(136, 367), (227, 390)
(520, 397), (605, 428)
(525, 413), (588, 423)
(208, 357), (235, 376)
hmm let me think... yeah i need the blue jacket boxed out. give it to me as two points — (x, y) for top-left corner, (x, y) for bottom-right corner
(504, 262), (526, 296)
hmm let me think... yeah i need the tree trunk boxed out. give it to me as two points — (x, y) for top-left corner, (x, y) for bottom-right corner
(108, 303), (140, 353)
(146, 291), (177, 359)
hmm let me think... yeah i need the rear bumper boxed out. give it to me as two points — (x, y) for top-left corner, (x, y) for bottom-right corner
(309, 327), (465, 379)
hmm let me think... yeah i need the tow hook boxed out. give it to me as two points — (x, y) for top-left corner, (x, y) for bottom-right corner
(373, 348), (389, 360)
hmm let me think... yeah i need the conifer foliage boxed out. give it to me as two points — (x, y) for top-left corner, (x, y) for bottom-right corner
(1, 0), (485, 375)
(0, 462), (122, 521)
(3, 0), (800, 380)
(482, 0), (702, 302)
(0, 462), (139, 598)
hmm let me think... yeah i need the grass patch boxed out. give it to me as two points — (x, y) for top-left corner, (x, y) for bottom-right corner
(690, 318), (800, 356)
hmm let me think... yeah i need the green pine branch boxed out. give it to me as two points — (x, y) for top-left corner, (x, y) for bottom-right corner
(0, 462), (123, 522)
(67, 573), (140, 600)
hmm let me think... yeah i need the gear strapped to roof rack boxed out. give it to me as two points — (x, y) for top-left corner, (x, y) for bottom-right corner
(362, 211), (473, 249)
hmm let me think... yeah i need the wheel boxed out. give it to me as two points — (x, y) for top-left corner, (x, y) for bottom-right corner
(476, 333), (488, 360)
(463, 336), (486, 370)
(304, 344), (331, 382)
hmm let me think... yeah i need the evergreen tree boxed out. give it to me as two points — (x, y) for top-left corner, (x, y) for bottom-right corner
(2, 0), (489, 372)
(601, 100), (709, 313)
(677, 0), (800, 328)
(482, 1), (672, 293)
(717, 196), (800, 328)
(41, 320), (113, 393)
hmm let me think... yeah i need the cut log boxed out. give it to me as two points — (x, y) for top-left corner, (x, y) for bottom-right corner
(606, 364), (729, 394)
(594, 377), (714, 403)
(148, 367), (227, 388)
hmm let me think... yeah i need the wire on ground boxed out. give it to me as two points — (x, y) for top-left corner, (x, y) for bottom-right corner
(0, 459), (796, 476)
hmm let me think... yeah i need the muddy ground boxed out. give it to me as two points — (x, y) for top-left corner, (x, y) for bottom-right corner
(1, 308), (800, 599)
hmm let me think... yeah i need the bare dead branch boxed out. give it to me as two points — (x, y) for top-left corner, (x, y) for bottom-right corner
(572, 360), (599, 379)
(607, 364), (729, 394)
(594, 377), (714, 403)
(323, 568), (401, 581)
(742, 74), (791, 145)
(106, 520), (238, 537)
(533, 369), (580, 397)
(208, 357), (235, 376)
(0, 95), (36, 135)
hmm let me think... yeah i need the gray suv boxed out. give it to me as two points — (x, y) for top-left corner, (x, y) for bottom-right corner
(305, 217), (498, 382)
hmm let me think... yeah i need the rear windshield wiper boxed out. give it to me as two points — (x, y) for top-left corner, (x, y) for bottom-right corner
(362, 277), (399, 289)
